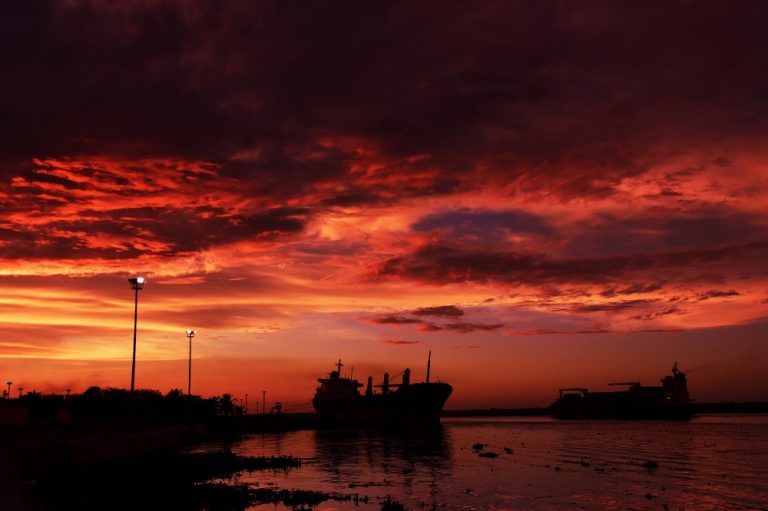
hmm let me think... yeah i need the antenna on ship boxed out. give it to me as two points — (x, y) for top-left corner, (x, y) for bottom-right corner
(336, 358), (344, 374)
(426, 350), (432, 383)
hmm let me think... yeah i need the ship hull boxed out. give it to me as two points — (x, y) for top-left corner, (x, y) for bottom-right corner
(313, 382), (453, 426)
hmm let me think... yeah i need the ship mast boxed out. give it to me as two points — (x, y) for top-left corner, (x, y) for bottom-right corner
(336, 358), (344, 374)
(426, 350), (432, 383)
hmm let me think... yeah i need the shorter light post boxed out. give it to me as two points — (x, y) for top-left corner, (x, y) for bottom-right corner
(17, 387), (23, 399)
(185, 330), (196, 396)
(66, 388), (71, 399)
(6, 381), (11, 399)
(262, 390), (266, 414)
(245, 393), (248, 415)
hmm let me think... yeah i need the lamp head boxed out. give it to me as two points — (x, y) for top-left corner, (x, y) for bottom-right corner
(128, 277), (146, 290)
(186, 329), (196, 337)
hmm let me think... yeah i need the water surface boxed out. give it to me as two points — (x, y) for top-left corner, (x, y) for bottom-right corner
(196, 415), (768, 510)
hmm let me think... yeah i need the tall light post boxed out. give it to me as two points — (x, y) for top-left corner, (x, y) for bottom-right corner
(6, 381), (11, 399)
(185, 330), (196, 396)
(245, 393), (248, 415)
(262, 390), (266, 414)
(128, 277), (146, 393)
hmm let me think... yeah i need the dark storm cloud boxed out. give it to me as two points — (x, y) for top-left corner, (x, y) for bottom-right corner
(321, 190), (393, 208)
(0, 206), (307, 260)
(371, 315), (423, 325)
(565, 209), (767, 257)
(698, 289), (741, 300)
(0, 225), (142, 261)
(631, 308), (683, 321)
(412, 305), (464, 318)
(2, 0), (767, 200)
(514, 328), (610, 336)
(412, 209), (553, 244)
(572, 300), (653, 313)
(601, 283), (665, 297)
(383, 339), (419, 345)
(368, 307), (503, 334)
(422, 322), (504, 334)
(374, 241), (768, 287)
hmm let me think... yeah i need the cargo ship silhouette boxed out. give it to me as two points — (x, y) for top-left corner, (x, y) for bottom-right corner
(551, 363), (692, 419)
(312, 353), (452, 426)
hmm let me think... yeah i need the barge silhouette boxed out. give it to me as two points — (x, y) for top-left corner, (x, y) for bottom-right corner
(551, 363), (692, 419)
(312, 354), (452, 426)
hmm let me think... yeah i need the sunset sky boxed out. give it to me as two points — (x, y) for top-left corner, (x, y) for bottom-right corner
(1, 1), (767, 410)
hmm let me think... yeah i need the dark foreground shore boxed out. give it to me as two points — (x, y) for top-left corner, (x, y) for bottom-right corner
(10, 448), (362, 511)
(0, 416), (419, 511)
(0, 414), (320, 511)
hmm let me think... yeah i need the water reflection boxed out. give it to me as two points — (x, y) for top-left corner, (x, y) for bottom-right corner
(223, 416), (768, 510)
(313, 426), (452, 507)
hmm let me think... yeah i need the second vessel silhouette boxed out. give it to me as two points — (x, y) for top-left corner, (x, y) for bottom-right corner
(312, 352), (453, 426)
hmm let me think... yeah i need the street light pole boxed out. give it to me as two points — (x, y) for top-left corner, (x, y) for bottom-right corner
(262, 390), (266, 414)
(128, 277), (146, 393)
(6, 381), (11, 399)
(185, 330), (196, 396)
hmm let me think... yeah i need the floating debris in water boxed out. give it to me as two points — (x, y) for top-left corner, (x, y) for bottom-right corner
(503, 447), (513, 454)
(479, 451), (499, 458)
(641, 460), (659, 470)
(472, 442), (487, 451)
(579, 458), (590, 467)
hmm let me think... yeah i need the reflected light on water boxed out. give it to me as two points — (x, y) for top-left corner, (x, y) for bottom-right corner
(197, 415), (768, 510)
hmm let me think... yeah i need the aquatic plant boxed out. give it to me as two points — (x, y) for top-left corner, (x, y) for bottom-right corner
(381, 495), (408, 511)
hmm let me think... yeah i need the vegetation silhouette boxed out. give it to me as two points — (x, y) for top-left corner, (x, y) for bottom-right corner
(9, 386), (244, 423)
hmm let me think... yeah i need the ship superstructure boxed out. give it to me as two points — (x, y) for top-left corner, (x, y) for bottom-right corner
(312, 355), (452, 426)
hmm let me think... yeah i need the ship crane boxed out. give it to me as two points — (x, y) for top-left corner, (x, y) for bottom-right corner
(373, 368), (412, 393)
